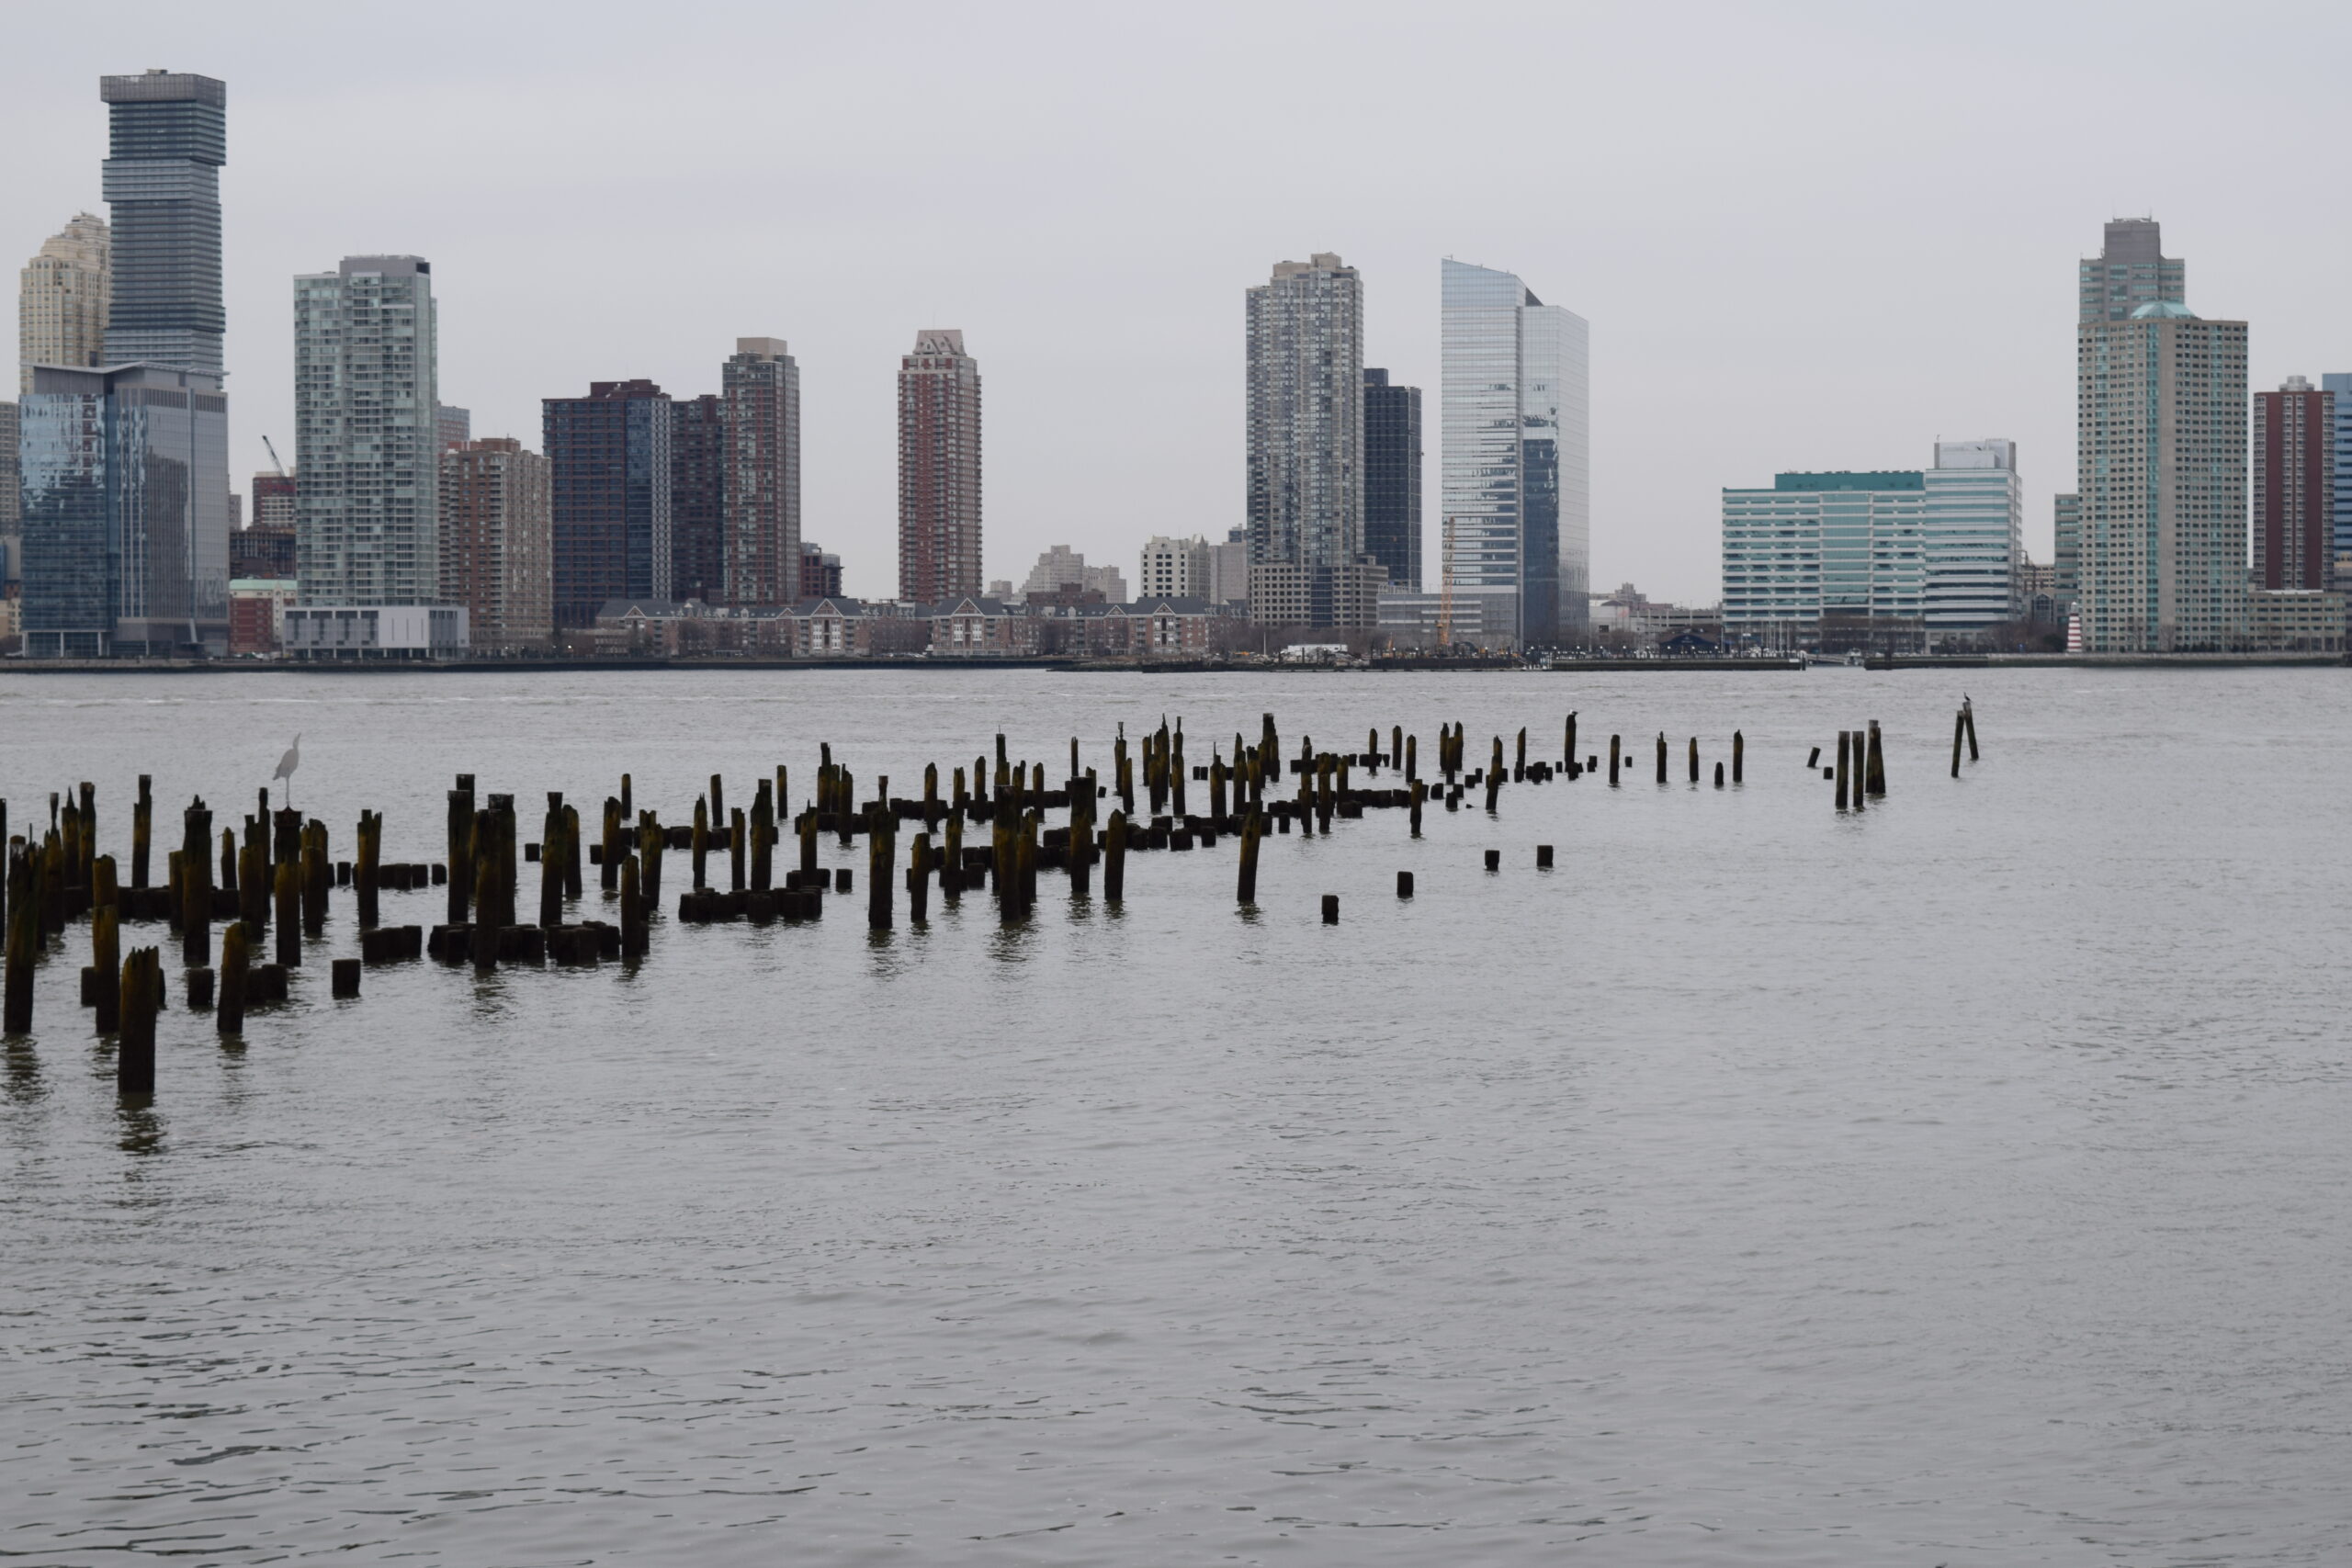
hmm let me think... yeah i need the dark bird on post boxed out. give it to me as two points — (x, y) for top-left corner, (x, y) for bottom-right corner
(274, 734), (302, 807)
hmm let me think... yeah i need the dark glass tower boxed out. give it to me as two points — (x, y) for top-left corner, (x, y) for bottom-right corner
(99, 71), (227, 376)
(1363, 367), (1422, 591)
(546, 380), (673, 628)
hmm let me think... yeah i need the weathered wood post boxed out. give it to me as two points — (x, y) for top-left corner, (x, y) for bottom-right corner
(217, 921), (249, 1036)
(867, 808), (894, 931)
(1609, 735), (1622, 786)
(1209, 758), (1227, 824)
(1410, 778), (1425, 837)
(1688, 736), (1699, 784)
(1321, 894), (1340, 924)
(539, 794), (566, 930)
(133, 774), (153, 888)
(692, 797), (710, 890)
(944, 810), (965, 903)
(1655, 733), (1668, 784)
(275, 859), (301, 967)
(3, 848), (34, 1033)
(118, 948), (159, 1096)
(1515, 728), (1527, 782)
(1104, 809), (1128, 904)
(1866, 720), (1886, 796)
(909, 831), (931, 924)
(620, 772), (632, 818)
(1951, 709), (1965, 779)
(601, 797), (622, 893)
(1963, 701), (1979, 761)
(750, 784), (774, 891)
(1714, 761), (1725, 788)
(1835, 731), (1851, 810)
(218, 827), (236, 902)
(302, 820), (329, 937)
(729, 807), (747, 892)
(1236, 811), (1262, 904)
(1565, 712), (1577, 773)
(1396, 870), (1414, 898)
(181, 799), (212, 967)
(1405, 732), (1418, 781)
(799, 809), (819, 883)
(709, 773), (726, 840)
(91, 856), (121, 1032)
(1733, 729), (1745, 784)
(447, 778), (476, 925)
(620, 856), (647, 959)
(356, 809), (382, 929)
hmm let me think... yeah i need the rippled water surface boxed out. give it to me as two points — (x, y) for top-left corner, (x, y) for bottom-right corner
(3, 667), (2348, 1565)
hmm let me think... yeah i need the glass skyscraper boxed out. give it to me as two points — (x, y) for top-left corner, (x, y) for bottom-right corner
(99, 71), (226, 377)
(1362, 367), (1422, 591)
(1440, 259), (1588, 645)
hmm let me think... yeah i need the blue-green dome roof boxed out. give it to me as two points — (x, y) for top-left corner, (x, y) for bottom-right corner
(2129, 299), (2197, 320)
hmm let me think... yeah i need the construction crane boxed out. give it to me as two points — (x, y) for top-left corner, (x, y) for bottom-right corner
(261, 435), (287, 477)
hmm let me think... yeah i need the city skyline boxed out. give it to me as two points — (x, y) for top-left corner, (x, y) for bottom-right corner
(6, 6), (2352, 606)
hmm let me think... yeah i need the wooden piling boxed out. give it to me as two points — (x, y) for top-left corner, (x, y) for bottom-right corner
(539, 795), (566, 930)
(1835, 731), (1850, 810)
(1565, 712), (1577, 774)
(1485, 849), (1501, 871)
(1688, 737), (1699, 784)
(602, 797), (622, 893)
(1406, 732), (1418, 781)
(1733, 730), (1745, 784)
(1536, 844), (1554, 868)
(1104, 810), (1127, 904)
(275, 860), (301, 967)
(181, 799), (212, 967)
(1396, 870), (1413, 898)
(729, 807), (746, 892)
(620, 856), (646, 959)
(302, 821), (328, 936)
(219, 828), (237, 899)
(692, 798), (710, 889)
(1714, 761), (1724, 788)
(1963, 702), (1979, 761)
(1655, 733), (1668, 784)
(1610, 735), (1622, 786)
(4, 847), (35, 1032)
(1410, 778), (1425, 837)
(909, 832), (931, 924)
(217, 921), (249, 1035)
(1866, 721), (1886, 796)
(447, 778), (476, 926)
(118, 949), (159, 1096)
(1236, 811), (1262, 905)
(356, 808), (381, 929)
(1515, 728), (1527, 783)
(1951, 709), (1965, 778)
(867, 810), (893, 931)
(944, 811), (965, 903)
(133, 775), (153, 889)
(1321, 894), (1339, 924)
(90, 901), (121, 1032)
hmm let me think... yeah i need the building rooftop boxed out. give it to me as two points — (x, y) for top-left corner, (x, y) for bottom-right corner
(2129, 299), (2197, 320)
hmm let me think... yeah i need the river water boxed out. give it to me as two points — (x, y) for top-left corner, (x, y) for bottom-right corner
(1, 667), (2346, 1565)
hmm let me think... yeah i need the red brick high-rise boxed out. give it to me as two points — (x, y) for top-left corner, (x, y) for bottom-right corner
(897, 329), (980, 604)
(2254, 376), (2336, 590)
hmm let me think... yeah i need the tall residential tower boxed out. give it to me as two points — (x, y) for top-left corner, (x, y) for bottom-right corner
(18, 213), (111, 391)
(1440, 258), (1589, 645)
(723, 337), (800, 604)
(2252, 376), (2334, 591)
(898, 329), (980, 604)
(100, 71), (226, 377)
(1362, 367), (1422, 591)
(1246, 254), (1376, 626)
(2074, 220), (2246, 651)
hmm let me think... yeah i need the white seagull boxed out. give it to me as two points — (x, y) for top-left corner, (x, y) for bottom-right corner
(274, 734), (302, 807)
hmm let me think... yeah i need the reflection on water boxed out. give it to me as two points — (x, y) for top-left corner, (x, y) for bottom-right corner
(0, 666), (2348, 1566)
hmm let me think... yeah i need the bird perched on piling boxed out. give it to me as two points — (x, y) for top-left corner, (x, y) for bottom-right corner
(274, 734), (302, 807)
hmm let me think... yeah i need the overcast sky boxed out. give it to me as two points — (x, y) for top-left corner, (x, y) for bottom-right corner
(8, 0), (2348, 604)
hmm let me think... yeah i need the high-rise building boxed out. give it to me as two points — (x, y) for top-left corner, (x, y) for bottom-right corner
(2075, 220), (2246, 651)
(898, 329), (980, 604)
(722, 337), (800, 605)
(440, 437), (552, 651)
(1363, 367), (1422, 591)
(1139, 535), (1211, 600)
(18, 362), (231, 655)
(436, 404), (469, 451)
(1440, 258), (1589, 644)
(1019, 544), (1123, 603)
(1924, 440), (2021, 632)
(0, 400), (18, 546)
(2325, 374), (2352, 580)
(798, 540), (842, 601)
(253, 469), (294, 529)
(670, 393), (725, 604)
(1722, 469), (1926, 647)
(295, 256), (440, 607)
(2253, 377), (2334, 591)
(2078, 218), (2184, 325)
(1246, 254), (1377, 626)
(18, 213), (111, 392)
(100, 72), (226, 377)
(2052, 492), (2081, 601)
(546, 379), (673, 627)
(1206, 525), (1248, 606)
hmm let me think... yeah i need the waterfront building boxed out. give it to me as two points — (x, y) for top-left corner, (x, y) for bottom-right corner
(440, 436), (552, 652)
(2245, 588), (2345, 651)
(899, 329), (980, 604)
(670, 393), (725, 604)
(1721, 469), (1927, 649)
(294, 256), (440, 607)
(2253, 377), (2335, 591)
(2052, 492), (2081, 601)
(1363, 367), (1422, 590)
(1440, 258), (1589, 644)
(1922, 440), (2021, 633)
(1020, 544), (1123, 603)
(1247, 254), (1376, 626)
(1138, 535), (1211, 600)
(2075, 219), (2247, 652)
(100, 72), (226, 377)
(722, 337), (800, 605)
(545, 379), (673, 627)
(18, 213), (111, 392)
(281, 603), (468, 660)
(799, 540), (842, 600)
(1205, 525), (1248, 606)
(227, 577), (297, 655)
(2324, 374), (2352, 581)
(17, 361), (231, 655)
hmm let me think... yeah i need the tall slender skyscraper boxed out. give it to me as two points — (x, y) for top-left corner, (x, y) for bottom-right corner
(2253, 376), (2334, 591)
(546, 379), (673, 626)
(440, 437), (552, 651)
(19, 213), (111, 391)
(723, 337), (800, 605)
(670, 392), (725, 604)
(294, 256), (440, 606)
(1440, 259), (1589, 645)
(1363, 367), (1422, 591)
(2075, 220), (2246, 651)
(898, 329), (979, 604)
(100, 71), (226, 377)
(1247, 254), (1377, 626)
